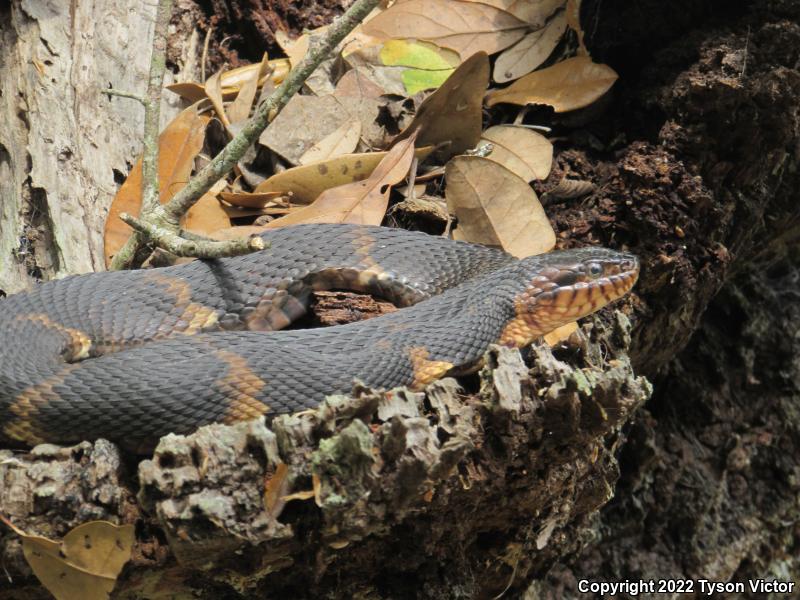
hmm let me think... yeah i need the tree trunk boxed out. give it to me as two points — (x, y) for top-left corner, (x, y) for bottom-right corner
(1, 0), (799, 599)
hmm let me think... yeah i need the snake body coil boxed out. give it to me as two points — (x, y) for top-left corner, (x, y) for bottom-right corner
(0, 224), (638, 451)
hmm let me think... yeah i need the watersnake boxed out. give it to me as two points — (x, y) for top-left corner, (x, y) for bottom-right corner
(0, 224), (639, 451)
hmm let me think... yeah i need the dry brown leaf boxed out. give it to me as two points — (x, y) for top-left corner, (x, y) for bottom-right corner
(204, 69), (230, 127)
(219, 190), (287, 209)
(275, 28), (311, 67)
(16, 520), (134, 600)
(220, 205), (295, 219)
(259, 94), (384, 165)
(393, 51), (489, 159)
(281, 490), (316, 501)
(445, 155), (555, 257)
(104, 105), (210, 266)
(343, 39), (460, 96)
(565, 0), (587, 55)
(493, 11), (567, 83)
(166, 59), (290, 103)
(485, 55), (619, 112)
(278, 22), (381, 67)
(208, 225), (278, 241)
(264, 463), (290, 517)
(463, 0), (565, 27)
(255, 146), (432, 204)
(222, 59), (278, 89)
(543, 321), (578, 345)
(481, 125), (553, 181)
(299, 120), (362, 165)
(183, 180), (230, 234)
(165, 82), (219, 103)
(391, 195), (449, 222)
(333, 67), (389, 99)
(227, 53), (268, 124)
(342, 49), (413, 97)
(362, 0), (528, 57)
(541, 177), (596, 200)
(260, 132), (419, 229)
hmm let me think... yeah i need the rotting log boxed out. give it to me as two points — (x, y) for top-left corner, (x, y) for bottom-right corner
(0, 316), (649, 599)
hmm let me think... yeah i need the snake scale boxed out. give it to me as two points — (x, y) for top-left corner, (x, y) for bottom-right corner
(0, 224), (639, 452)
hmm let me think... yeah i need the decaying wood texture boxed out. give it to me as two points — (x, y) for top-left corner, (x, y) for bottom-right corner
(0, 324), (650, 599)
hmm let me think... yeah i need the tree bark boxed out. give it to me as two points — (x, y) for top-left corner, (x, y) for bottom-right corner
(0, 0), (192, 296)
(1, 0), (799, 598)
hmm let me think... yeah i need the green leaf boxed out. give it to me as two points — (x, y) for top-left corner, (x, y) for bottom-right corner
(379, 40), (458, 94)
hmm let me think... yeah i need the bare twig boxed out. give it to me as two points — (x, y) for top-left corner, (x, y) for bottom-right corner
(119, 213), (265, 258)
(110, 0), (381, 270)
(103, 89), (146, 104)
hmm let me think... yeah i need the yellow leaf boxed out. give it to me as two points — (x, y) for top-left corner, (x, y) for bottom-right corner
(481, 125), (553, 181)
(445, 155), (555, 257)
(104, 105), (210, 266)
(493, 11), (567, 83)
(543, 321), (578, 345)
(261, 132), (419, 228)
(299, 120), (362, 165)
(378, 39), (458, 94)
(362, 0), (529, 57)
(20, 521), (134, 600)
(393, 51), (489, 159)
(485, 55), (618, 112)
(255, 147), (432, 204)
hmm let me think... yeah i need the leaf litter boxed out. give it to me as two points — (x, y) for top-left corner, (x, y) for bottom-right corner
(105, 0), (621, 350)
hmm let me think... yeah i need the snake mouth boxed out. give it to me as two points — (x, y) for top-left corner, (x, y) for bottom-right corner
(546, 258), (639, 321)
(523, 254), (639, 334)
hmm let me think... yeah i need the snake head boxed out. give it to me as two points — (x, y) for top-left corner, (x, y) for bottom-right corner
(499, 248), (640, 346)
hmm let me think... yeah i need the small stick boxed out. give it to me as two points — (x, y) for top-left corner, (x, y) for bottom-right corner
(119, 212), (265, 259)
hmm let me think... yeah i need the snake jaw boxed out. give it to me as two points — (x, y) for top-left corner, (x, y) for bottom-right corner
(498, 252), (639, 347)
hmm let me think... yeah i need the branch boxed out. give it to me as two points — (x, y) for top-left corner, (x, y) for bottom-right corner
(161, 0), (381, 220)
(119, 212), (265, 258)
(110, 0), (381, 270)
(141, 0), (175, 215)
(108, 0), (174, 271)
(103, 89), (146, 103)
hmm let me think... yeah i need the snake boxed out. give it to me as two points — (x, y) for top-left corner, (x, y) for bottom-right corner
(0, 224), (639, 452)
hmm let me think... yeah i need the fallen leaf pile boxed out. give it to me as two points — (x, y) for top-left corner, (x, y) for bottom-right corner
(105, 0), (621, 346)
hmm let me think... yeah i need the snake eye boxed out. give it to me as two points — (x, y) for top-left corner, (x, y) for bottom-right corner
(587, 262), (603, 278)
